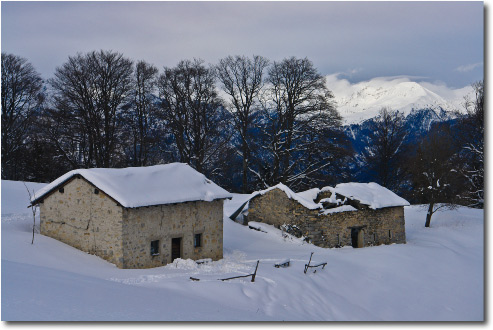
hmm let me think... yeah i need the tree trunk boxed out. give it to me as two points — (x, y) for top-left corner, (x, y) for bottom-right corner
(242, 125), (249, 193)
(425, 202), (434, 227)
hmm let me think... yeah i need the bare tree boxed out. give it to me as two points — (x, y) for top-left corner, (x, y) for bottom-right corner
(48, 50), (134, 168)
(1, 53), (44, 179)
(216, 55), (269, 192)
(360, 107), (407, 191)
(255, 57), (348, 189)
(157, 59), (232, 174)
(122, 60), (159, 166)
(24, 183), (38, 244)
(407, 124), (461, 227)
(455, 80), (484, 208)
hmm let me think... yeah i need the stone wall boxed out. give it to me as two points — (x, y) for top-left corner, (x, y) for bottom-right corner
(247, 189), (315, 232)
(310, 207), (406, 248)
(246, 188), (406, 248)
(39, 177), (124, 267)
(122, 200), (224, 269)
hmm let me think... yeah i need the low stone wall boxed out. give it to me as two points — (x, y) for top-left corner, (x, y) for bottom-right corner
(39, 177), (124, 267)
(122, 200), (224, 269)
(246, 188), (406, 248)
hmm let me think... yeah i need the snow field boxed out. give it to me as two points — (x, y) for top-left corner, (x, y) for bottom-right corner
(1, 182), (484, 321)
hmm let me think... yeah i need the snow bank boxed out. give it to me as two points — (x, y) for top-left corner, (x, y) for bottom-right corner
(32, 163), (232, 208)
(325, 182), (410, 209)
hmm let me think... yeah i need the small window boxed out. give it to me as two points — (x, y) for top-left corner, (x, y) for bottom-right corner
(194, 233), (202, 248)
(94, 188), (99, 194)
(388, 230), (392, 239)
(58, 187), (64, 193)
(150, 240), (160, 255)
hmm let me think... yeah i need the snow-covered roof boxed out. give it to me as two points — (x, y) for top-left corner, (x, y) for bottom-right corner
(323, 182), (409, 209)
(252, 183), (322, 210)
(296, 188), (321, 203)
(31, 163), (232, 208)
(320, 205), (357, 215)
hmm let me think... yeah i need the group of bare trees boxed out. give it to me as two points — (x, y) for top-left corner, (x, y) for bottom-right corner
(360, 108), (408, 192)
(1, 53), (44, 179)
(1, 51), (351, 192)
(1, 51), (484, 227)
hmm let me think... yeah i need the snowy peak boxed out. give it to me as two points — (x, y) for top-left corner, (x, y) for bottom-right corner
(326, 75), (471, 124)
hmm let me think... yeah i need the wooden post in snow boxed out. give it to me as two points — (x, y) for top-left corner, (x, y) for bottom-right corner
(251, 260), (260, 282)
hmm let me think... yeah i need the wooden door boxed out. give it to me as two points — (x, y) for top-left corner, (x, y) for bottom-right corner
(351, 228), (358, 248)
(171, 237), (181, 262)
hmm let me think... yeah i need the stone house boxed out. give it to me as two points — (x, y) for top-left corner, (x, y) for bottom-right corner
(233, 182), (408, 248)
(31, 163), (232, 269)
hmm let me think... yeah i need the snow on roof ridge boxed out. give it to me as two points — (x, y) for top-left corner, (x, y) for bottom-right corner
(252, 183), (322, 210)
(32, 163), (232, 208)
(330, 182), (410, 209)
(252, 182), (409, 211)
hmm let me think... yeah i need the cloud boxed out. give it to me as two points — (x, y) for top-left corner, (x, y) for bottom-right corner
(455, 62), (483, 73)
(1, 1), (483, 87)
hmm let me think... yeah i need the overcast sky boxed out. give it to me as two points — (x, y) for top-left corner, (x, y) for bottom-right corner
(1, 1), (484, 88)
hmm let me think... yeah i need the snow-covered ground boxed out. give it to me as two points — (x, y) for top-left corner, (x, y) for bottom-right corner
(1, 181), (484, 321)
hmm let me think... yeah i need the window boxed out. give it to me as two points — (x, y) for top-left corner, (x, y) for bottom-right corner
(94, 188), (99, 194)
(150, 240), (159, 255)
(194, 233), (202, 248)
(58, 187), (64, 193)
(388, 230), (392, 239)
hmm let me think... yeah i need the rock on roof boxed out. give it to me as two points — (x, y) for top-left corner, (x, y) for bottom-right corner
(322, 182), (410, 209)
(32, 163), (232, 208)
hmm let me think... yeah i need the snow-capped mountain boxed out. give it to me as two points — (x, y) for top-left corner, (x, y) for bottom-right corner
(326, 75), (472, 124)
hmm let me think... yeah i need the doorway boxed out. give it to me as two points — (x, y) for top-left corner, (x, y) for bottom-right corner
(171, 237), (182, 262)
(351, 228), (364, 248)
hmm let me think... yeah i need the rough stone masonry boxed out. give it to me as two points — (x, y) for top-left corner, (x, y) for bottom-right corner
(39, 175), (224, 269)
(245, 187), (406, 248)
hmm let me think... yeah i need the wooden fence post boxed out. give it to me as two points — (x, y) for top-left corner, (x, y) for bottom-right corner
(251, 260), (259, 282)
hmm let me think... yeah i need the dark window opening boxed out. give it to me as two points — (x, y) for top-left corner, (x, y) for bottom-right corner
(150, 240), (160, 255)
(194, 233), (202, 248)
(58, 187), (64, 193)
(94, 188), (99, 194)
(389, 230), (392, 238)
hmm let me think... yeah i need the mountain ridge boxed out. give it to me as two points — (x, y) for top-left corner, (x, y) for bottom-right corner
(326, 75), (472, 124)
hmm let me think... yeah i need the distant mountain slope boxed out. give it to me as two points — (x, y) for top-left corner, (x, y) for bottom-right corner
(344, 108), (457, 159)
(327, 75), (472, 124)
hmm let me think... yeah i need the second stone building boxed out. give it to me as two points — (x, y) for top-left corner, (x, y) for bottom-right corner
(232, 182), (409, 248)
